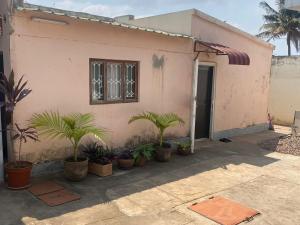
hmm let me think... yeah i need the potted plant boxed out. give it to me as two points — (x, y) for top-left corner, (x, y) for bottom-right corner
(5, 124), (38, 189)
(133, 144), (155, 167)
(129, 112), (184, 162)
(0, 71), (33, 189)
(117, 149), (134, 170)
(83, 142), (114, 177)
(30, 112), (106, 181)
(176, 140), (191, 156)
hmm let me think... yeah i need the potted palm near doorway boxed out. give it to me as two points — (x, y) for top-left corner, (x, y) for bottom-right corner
(31, 112), (106, 181)
(129, 112), (184, 162)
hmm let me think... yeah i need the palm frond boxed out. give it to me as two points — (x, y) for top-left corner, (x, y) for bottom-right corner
(129, 112), (184, 146)
(30, 111), (71, 139)
(260, 1), (279, 15)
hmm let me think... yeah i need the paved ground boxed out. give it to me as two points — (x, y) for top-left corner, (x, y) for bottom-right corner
(1, 129), (300, 225)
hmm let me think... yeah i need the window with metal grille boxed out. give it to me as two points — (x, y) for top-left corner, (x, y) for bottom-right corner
(90, 59), (138, 104)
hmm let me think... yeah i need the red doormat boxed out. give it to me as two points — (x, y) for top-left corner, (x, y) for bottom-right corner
(28, 181), (80, 206)
(28, 181), (64, 196)
(189, 196), (260, 225)
(37, 189), (80, 207)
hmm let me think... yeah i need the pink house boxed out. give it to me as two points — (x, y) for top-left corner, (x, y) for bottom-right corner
(0, 1), (273, 179)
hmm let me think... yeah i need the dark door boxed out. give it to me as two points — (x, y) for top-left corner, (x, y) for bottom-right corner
(0, 52), (7, 161)
(195, 66), (214, 139)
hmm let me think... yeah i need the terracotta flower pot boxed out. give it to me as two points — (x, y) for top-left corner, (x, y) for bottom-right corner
(135, 156), (147, 167)
(118, 158), (134, 170)
(5, 161), (33, 190)
(177, 147), (191, 156)
(64, 157), (88, 181)
(88, 162), (112, 177)
(155, 145), (172, 162)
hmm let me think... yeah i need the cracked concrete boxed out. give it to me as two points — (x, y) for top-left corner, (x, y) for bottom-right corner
(1, 130), (300, 225)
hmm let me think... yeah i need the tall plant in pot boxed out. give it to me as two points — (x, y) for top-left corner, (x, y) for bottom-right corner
(129, 112), (184, 162)
(0, 71), (33, 189)
(5, 124), (38, 189)
(30, 112), (106, 181)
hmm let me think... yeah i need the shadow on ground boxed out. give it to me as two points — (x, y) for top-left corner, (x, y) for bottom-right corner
(0, 135), (280, 225)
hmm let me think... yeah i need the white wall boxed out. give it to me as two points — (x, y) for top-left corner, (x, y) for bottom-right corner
(270, 56), (300, 125)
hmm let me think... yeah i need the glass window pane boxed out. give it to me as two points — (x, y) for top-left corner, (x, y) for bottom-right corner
(91, 62), (104, 101)
(107, 63), (122, 101)
(126, 64), (136, 99)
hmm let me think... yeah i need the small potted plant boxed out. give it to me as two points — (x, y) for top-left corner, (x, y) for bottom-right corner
(129, 112), (184, 162)
(117, 149), (134, 170)
(83, 142), (114, 177)
(31, 112), (106, 181)
(133, 144), (155, 167)
(5, 124), (38, 189)
(176, 140), (191, 156)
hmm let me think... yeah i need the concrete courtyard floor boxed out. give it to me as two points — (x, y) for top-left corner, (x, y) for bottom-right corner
(1, 129), (300, 225)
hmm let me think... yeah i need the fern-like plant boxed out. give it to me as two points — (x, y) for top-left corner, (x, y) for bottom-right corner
(128, 112), (184, 147)
(30, 112), (106, 161)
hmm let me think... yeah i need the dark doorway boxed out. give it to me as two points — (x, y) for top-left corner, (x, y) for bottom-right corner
(0, 52), (7, 161)
(195, 65), (214, 139)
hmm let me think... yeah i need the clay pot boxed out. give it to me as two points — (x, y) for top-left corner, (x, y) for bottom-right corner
(135, 156), (147, 167)
(64, 157), (88, 181)
(177, 147), (191, 156)
(88, 162), (112, 177)
(155, 144), (172, 162)
(118, 158), (134, 170)
(5, 161), (33, 190)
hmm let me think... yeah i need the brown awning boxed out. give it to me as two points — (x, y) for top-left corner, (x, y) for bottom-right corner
(194, 41), (250, 65)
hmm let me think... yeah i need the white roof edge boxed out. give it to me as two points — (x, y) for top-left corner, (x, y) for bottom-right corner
(191, 9), (275, 49)
(15, 5), (195, 41)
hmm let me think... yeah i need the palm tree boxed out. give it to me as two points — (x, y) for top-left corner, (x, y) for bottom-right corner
(258, 0), (300, 56)
(128, 112), (184, 146)
(31, 112), (106, 161)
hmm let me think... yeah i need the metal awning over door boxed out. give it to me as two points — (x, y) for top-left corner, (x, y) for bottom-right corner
(194, 40), (250, 65)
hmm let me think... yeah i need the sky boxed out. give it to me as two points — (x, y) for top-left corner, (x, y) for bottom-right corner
(24, 0), (296, 56)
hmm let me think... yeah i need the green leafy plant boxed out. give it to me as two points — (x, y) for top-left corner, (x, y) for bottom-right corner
(129, 112), (184, 147)
(133, 144), (155, 162)
(175, 141), (191, 151)
(258, 0), (300, 56)
(82, 142), (115, 165)
(12, 124), (38, 166)
(30, 112), (106, 162)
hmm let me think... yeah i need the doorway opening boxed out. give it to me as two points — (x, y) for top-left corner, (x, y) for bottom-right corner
(195, 65), (214, 139)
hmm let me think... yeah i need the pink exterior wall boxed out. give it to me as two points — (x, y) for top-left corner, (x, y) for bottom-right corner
(11, 11), (193, 162)
(191, 15), (273, 137)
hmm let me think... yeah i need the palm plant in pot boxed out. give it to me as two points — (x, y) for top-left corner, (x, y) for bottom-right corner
(0, 71), (33, 189)
(83, 142), (115, 177)
(129, 112), (184, 162)
(5, 124), (38, 189)
(30, 112), (106, 181)
(133, 144), (155, 167)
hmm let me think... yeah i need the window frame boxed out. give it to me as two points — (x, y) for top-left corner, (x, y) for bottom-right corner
(89, 58), (139, 105)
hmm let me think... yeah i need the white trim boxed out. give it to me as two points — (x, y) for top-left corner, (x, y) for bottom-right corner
(190, 60), (199, 154)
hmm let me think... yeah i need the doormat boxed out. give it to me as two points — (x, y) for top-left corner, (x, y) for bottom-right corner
(189, 196), (260, 225)
(37, 189), (81, 207)
(28, 181), (80, 206)
(28, 181), (64, 196)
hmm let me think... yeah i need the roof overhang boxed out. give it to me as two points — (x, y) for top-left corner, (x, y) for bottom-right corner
(194, 40), (250, 66)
